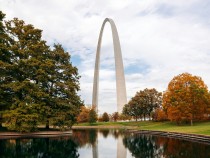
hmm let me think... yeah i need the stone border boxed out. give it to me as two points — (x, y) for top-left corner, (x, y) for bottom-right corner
(0, 131), (72, 139)
(126, 129), (210, 145)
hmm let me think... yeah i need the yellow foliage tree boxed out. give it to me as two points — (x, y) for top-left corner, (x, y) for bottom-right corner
(163, 73), (210, 125)
(77, 106), (91, 123)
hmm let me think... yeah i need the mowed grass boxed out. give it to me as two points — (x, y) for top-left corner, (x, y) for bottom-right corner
(74, 121), (210, 136)
(75, 121), (141, 127)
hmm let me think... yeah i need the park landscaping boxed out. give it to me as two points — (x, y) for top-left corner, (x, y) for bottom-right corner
(1, 120), (210, 136)
(73, 121), (210, 136)
(1, 12), (210, 135)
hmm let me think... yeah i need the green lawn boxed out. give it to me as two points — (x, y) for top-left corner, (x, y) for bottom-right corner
(74, 121), (210, 136)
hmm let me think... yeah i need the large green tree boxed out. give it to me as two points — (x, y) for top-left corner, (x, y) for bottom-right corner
(3, 18), (49, 131)
(123, 88), (162, 121)
(38, 44), (82, 128)
(123, 102), (142, 121)
(0, 13), (82, 131)
(141, 88), (162, 119)
(163, 73), (210, 125)
(0, 11), (13, 127)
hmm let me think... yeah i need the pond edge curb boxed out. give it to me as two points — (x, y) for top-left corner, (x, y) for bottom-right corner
(126, 129), (210, 145)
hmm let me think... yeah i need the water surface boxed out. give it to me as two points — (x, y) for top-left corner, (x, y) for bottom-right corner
(0, 129), (210, 158)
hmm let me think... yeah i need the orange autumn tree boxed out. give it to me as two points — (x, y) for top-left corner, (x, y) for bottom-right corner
(77, 106), (91, 123)
(163, 73), (210, 125)
(153, 108), (168, 121)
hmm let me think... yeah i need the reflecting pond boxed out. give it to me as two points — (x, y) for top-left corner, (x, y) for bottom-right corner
(1, 129), (210, 158)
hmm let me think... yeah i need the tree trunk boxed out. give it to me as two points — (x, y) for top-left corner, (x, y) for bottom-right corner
(46, 119), (49, 129)
(191, 113), (194, 126)
(191, 119), (193, 126)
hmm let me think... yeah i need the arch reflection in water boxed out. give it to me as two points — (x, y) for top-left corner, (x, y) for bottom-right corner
(1, 129), (210, 157)
(96, 130), (127, 158)
(92, 135), (98, 158)
(73, 129), (127, 158)
(117, 135), (127, 158)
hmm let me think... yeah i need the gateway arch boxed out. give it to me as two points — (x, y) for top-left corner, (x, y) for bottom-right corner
(92, 18), (127, 113)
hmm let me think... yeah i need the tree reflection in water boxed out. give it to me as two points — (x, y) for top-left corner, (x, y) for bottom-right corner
(99, 129), (109, 138)
(72, 129), (125, 147)
(0, 137), (79, 158)
(1, 130), (210, 158)
(72, 129), (97, 147)
(123, 134), (210, 158)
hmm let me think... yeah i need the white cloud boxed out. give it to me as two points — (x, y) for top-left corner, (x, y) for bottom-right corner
(1, 0), (210, 114)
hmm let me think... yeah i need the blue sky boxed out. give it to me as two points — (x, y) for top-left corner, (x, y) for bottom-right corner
(1, 0), (210, 114)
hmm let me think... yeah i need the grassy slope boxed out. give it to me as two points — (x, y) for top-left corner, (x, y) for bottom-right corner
(74, 121), (210, 136)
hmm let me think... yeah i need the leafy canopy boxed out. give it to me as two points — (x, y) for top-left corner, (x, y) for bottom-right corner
(0, 12), (82, 132)
(123, 88), (162, 121)
(163, 73), (210, 125)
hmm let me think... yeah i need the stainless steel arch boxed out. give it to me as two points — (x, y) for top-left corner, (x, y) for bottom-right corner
(92, 18), (127, 113)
